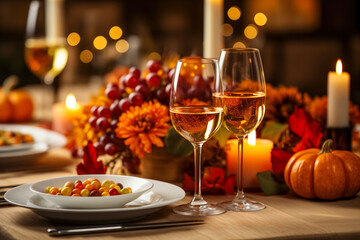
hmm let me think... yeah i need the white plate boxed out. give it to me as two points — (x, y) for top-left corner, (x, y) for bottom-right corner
(0, 142), (35, 152)
(4, 179), (185, 224)
(30, 175), (154, 209)
(0, 124), (66, 164)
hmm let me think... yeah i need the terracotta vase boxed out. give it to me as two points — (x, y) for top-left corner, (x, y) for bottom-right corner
(141, 147), (185, 182)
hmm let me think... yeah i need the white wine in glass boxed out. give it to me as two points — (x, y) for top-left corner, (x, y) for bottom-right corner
(170, 57), (225, 216)
(215, 48), (266, 212)
(24, 0), (68, 120)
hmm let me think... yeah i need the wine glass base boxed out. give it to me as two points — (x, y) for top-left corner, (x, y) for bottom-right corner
(217, 198), (265, 212)
(173, 203), (225, 216)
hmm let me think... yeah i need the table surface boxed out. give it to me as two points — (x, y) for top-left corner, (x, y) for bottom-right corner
(1, 148), (360, 240)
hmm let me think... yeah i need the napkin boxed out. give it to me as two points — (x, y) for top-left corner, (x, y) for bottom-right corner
(125, 191), (163, 207)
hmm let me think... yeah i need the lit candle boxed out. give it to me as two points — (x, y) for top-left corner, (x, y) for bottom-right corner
(226, 131), (273, 189)
(52, 93), (82, 135)
(203, 0), (224, 58)
(45, 0), (65, 40)
(327, 59), (350, 128)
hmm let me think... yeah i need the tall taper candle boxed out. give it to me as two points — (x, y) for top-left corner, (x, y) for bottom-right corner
(203, 0), (223, 59)
(327, 59), (350, 128)
(46, 0), (65, 40)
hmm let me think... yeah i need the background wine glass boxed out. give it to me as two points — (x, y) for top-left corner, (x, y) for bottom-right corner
(24, 0), (68, 120)
(215, 48), (266, 211)
(170, 57), (224, 216)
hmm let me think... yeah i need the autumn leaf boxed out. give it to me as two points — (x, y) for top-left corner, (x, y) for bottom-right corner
(182, 167), (235, 195)
(76, 142), (106, 175)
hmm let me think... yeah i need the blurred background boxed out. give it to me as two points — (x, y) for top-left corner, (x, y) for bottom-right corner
(0, 0), (359, 104)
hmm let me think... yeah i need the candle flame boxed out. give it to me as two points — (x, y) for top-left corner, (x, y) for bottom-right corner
(248, 130), (256, 146)
(65, 93), (77, 110)
(336, 59), (342, 74)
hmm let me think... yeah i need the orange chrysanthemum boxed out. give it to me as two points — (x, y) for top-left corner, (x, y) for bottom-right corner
(115, 100), (170, 158)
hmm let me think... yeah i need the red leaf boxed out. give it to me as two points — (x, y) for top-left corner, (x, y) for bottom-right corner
(182, 173), (194, 192)
(76, 142), (106, 175)
(289, 108), (323, 153)
(271, 149), (292, 176)
(288, 107), (313, 137)
(182, 167), (235, 195)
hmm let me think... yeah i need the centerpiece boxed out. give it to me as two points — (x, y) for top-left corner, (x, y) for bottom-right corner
(67, 58), (229, 186)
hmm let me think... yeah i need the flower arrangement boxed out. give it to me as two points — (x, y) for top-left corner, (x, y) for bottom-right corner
(68, 59), (229, 190)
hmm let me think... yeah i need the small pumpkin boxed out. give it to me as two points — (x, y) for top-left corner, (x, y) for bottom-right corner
(284, 139), (360, 200)
(0, 76), (33, 122)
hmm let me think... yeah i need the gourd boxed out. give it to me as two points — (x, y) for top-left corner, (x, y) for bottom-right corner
(0, 75), (33, 122)
(284, 139), (360, 200)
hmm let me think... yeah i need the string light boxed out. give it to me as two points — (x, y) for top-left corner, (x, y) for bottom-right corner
(80, 50), (93, 63)
(148, 52), (161, 61)
(233, 42), (246, 48)
(227, 6), (241, 21)
(254, 13), (267, 26)
(115, 39), (129, 53)
(109, 26), (123, 40)
(67, 32), (80, 46)
(222, 23), (233, 37)
(93, 36), (107, 50)
(244, 24), (258, 39)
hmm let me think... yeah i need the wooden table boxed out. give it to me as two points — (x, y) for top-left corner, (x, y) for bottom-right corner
(1, 148), (360, 240)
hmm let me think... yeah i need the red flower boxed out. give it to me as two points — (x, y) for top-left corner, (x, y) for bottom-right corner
(289, 107), (323, 152)
(182, 167), (235, 195)
(271, 149), (293, 176)
(76, 142), (106, 174)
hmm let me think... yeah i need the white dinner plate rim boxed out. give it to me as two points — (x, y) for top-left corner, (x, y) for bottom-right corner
(4, 179), (185, 213)
(0, 124), (66, 149)
(0, 142), (35, 152)
(0, 142), (48, 158)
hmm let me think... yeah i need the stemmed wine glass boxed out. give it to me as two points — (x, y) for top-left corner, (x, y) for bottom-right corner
(215, 48), (266, 211)
(24, 0), (68, 120)
(170, 57), (225, 216)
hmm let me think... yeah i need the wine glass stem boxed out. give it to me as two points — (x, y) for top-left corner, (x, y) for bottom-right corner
(191, 142), (207, 206)
(234, 136), (245, 202)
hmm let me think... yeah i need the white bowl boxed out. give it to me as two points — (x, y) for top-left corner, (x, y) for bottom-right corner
(30, 175), (153, 209)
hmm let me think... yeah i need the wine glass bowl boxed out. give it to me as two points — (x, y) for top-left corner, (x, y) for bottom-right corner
(170, 57), (225, 216)
(216, 48), (266, 212)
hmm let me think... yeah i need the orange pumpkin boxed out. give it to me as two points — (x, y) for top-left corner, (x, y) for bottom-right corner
(0, 76), (34, 122)
(284, 139), (360, 200)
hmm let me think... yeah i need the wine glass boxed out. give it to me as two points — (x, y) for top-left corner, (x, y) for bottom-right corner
(215, 48), (266, 211)
(24, 0), (68, 120)
(170, 57), (225, 216)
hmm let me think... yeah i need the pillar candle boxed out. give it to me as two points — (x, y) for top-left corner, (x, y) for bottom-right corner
(52, 93), (82, 135)
(203, 0), (224, 58)
(327, 59), (350, 128)
(226, 133), (273, 189)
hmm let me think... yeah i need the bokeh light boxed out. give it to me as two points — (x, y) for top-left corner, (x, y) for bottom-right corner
(80, 50), (93, 63)
(93, 36), (107, 50)
(244, 24), (258, 39)
(222, 23), (233, 37)
(109, 26), (123, 40)
(148, 52), (161, 61)
(67, 32), (80, 46)
(233, 41), (246, 48)
(254, 12), (267, 26)
(115, 39), (129, 53)
(227, 6), (241, 21)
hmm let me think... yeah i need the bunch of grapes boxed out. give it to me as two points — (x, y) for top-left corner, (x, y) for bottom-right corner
(81, 60), (174, 168)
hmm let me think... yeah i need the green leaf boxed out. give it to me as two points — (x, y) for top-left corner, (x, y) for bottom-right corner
(214, 123), (232, 147)
(164, 126), (193, 157)
(256, 170), (288, 195)
(260, 121), (288, 143)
